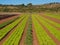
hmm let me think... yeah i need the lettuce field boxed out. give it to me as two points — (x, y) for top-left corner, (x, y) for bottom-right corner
(0, 13), (60, 45)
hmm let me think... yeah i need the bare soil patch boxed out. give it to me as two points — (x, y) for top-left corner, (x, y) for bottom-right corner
(0, 15), (19, 24)
(0, 14), (17, 20)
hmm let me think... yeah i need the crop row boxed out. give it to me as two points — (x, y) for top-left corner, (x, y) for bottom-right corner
(36, 15), (60, 41)
(0, 17), (19, 29)
(32, 15), (56, 45)
(3, 15), (28, 45)
(24, 15), (33, 45)
(0, 15), (25, 40)
(39, 15), (60, 28)
(45, 13), (60, 19)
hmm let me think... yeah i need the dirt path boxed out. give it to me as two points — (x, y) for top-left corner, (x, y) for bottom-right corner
(32, 23), (40, 45)
(36, 17), (60, 45)
(39, 16), (60, 31)
(39, 13), (60, 24)
(19, 21), (28, 45)
(0, 15), (19, 24)
(0, 17), (25, 45)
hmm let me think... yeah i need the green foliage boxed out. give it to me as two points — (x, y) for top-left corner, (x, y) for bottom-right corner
(3, 15), (28, 45)
(36, 15), (60, 41)
(25, 16), (33, 45)
(0, 17), (19, 29)
(45, 13), (60, 19)
(27, 3), (32, 7)
(0, 15), (24, 40)
(32, 15), (56, 45)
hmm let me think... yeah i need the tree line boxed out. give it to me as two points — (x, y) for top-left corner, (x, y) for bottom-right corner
(0, 3), (60, 12)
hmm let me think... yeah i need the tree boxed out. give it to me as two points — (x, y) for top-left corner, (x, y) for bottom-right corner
(27, 3), (32, 7)
(20, 4), (25, 7)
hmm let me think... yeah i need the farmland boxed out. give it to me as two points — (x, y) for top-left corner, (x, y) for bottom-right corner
(0, 13), (60, 45)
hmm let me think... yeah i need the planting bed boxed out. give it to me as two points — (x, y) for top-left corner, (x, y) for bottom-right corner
(0, 17), (19, 29)
(0, 13), (60, 45)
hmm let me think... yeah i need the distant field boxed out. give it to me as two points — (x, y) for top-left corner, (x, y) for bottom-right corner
(45, 13), (60, 19)
(0, 13), (60, 45)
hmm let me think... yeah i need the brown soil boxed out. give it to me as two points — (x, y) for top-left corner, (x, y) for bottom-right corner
(39, 15), (60, 31)
(0, 15), (17, 20)
(19, 21), (28, 45)
(0, 17), (25, 45)
(0, 12), (21, 15)
(39, 13), (60, 24)
(0, 15), (19, 24)
(32, 23), (40, 45)
(19, 18), (40, 45)
(35, 17), (60, 45)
